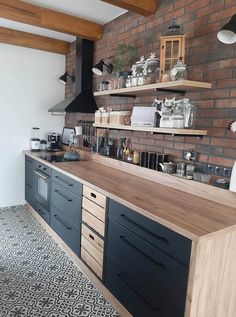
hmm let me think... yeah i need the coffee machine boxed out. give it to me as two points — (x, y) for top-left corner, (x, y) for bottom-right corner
(47, 133), (62, 152)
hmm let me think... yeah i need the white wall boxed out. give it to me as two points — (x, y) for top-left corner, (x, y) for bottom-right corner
(0, 44), (65, 207)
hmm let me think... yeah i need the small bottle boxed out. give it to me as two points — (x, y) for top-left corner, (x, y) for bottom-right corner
(133, 151), (140, 164)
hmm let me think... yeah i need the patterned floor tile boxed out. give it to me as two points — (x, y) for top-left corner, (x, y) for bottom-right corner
(0, 206), (119, 317)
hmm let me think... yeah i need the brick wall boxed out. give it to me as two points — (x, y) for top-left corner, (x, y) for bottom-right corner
(65, 0), (236, 169)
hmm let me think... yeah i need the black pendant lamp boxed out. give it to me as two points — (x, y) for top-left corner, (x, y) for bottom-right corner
(92, 59), (113, 76)
(59, 72), (75, 84)
(217, 14), (236, 44)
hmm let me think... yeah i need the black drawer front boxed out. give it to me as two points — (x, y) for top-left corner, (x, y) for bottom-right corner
(51, 182), (81, 227)
(35, 200), (50, 225)
(108, 199), (191, 266)
(105, 255), (183, 317)
(52, 169), (82, 195)
(25, 183), (35, 208)
(106, 219), (188, 313)
(51, 206), (80, 256)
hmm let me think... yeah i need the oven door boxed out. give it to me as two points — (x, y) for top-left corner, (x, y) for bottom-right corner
(34, 169), (51, 209)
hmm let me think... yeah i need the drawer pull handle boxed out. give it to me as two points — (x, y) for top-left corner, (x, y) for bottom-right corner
(55, 190), (72, 202)
(121, 214), (168, 244)
(89, 234), (95, 240)
(91, 193), (97, 199)
(38, 209), (45, 215)
(120, 235), (166, 270)
(118, 272), (159, 311)
(55, 176), (73, 187)
(54, 215), (71, 230)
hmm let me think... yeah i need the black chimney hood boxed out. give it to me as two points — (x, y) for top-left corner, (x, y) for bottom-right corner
(49, 38), (97, 114)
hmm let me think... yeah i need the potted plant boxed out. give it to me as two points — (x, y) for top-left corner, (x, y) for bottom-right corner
(113, 43), (136, 78)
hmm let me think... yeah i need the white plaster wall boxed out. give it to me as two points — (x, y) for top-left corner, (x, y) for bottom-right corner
(0, 44), (65, 207)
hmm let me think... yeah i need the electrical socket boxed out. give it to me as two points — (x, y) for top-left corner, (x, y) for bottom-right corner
(215, 166), (223, 176)
(207, 164), (215, 174)
(223, 167), (232, 178)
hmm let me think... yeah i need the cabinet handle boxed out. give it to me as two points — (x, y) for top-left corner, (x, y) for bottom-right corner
(54, 215), (71, 230)
(90, 192), (97, 199)
(121, 214), (168, 244)
(89, 233), (95, 240)
(27, 184), (32, 188)
(120, 236), (166, 270)
(55, 190), (72, 202)
(37, 209), (45, 215)
(55, 176), (73, 187)
(118, 272), (159, 311)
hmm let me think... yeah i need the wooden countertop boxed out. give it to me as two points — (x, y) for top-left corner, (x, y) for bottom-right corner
(25, 151), (236, 241)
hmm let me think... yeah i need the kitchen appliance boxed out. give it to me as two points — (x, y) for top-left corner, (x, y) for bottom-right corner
(48, 38), (97, 114)
(31, 127), (40, 152)
(229, 161), (236, 192)
(47, 133), (62, 152)
(34, 162), (51, 209)
(40, 154), (79, 163)
(131, 107), (156, 127)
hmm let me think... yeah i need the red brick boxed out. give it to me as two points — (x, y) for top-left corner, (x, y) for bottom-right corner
(199, 109), (227, 118)
(217, 79), (236, 89)
(219, 58), (236, 69)
(211, 137), (236, 147)
(185, 0), (209, 12)
(209, 5), (236, 23)
(208, 156), (235, 167)
(204, 69), (232, 81)
(212, 119), (230, 127)
(197, 1), (224, 18)
(215, 99), (236, 108)
(224, 148), (236, 159)
(174, 143), (196, 150)
(207, 128), (226, 137)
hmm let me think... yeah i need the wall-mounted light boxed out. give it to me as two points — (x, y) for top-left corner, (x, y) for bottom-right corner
(92, 59), (113, 76)
(217, 14), (236, 44)
(59, 72), (75, 84)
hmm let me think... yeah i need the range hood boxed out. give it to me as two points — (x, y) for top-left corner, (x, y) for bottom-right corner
(49, 38), (97, 114)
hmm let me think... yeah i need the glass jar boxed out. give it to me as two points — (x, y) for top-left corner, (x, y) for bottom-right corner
(126, 75), (132, 88)
(138, 73), (144, 86)
(171, 57), (187, 81)
(183, 99), (197, 128)
(131, 73), (138, 86)
(145, 53), (160, 84)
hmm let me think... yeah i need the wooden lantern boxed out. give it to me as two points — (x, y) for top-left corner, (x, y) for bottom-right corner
(160, 34), (186, 81)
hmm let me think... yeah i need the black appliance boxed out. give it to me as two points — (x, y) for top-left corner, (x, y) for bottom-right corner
(34, 162), (51, 209)
(40, 154), (79, 163)
(47, 133), (62, 152)
(48, 38), (97, 114)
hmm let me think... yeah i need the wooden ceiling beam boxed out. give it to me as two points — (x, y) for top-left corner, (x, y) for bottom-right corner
(0, 26), (70, 54)
(0, 0), (102, 41)
(101, 0), (157, 16)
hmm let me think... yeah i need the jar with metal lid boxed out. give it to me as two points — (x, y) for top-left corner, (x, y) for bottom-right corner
(176, 162), (186, 176)
(131, 73), (138, 86)
(138, 73), (144, 86)
(126, 75), (132, 88)
(144, 53), (160, 84)
(171, 57), (187, 81)
(131, 56), (146, 75)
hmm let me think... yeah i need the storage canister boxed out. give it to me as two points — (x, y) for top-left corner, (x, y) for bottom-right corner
(117, 111), (132, 125)
(95, 111), (102, 124)
(101, 112), (110, 124)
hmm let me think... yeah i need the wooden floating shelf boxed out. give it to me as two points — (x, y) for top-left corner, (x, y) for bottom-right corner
(93, 80), (212, 97)
(93, 123), (208, 136)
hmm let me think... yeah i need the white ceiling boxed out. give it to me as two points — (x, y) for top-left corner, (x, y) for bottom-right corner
(0, 0), (126, 42)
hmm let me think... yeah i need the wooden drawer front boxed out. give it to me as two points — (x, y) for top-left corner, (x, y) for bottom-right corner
(82, 197), (105, 222)
(82, 209), (105, 237)
(81, 236), (103, 265)
(105, 255), (183, 317)
(106, 219), (188, 314)
(81, 247), (103, 279)
(81, 224), (104, 254)
(51, 206), (80, 256)
(108, 199), (191, 266)
(52, 169), (82, 195)
(83, 185), (106, 208)
(35, 200), (50, 225)
(51, 182), (81, 227)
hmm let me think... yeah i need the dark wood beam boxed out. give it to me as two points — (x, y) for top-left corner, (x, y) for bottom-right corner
(0, 0), (102, 41)
(0, 26), (70, 54)
(101, 0), (157, 16)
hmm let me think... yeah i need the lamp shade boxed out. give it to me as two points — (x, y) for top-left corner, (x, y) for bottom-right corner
(59, 72), (68, 84)
(92, 60), (104, 75)
(217, 14), (236, 44)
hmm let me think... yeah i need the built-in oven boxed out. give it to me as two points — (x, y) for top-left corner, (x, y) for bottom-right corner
(34, 162), (51, 210)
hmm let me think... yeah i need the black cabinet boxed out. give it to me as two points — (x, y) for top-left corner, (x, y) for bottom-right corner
(105, 199), (191, 317)
(51, 171), (82, 256)
(25, 156), (36, 208)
